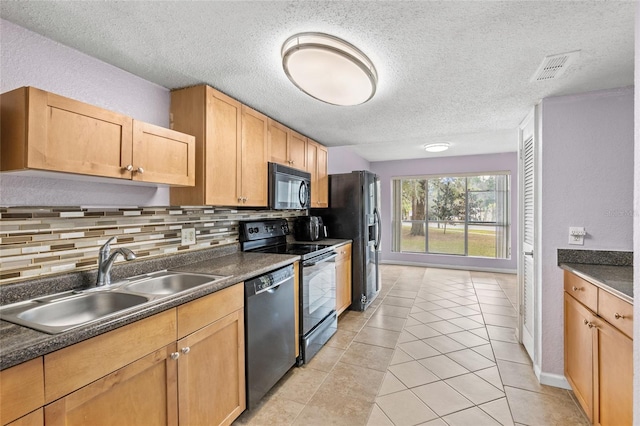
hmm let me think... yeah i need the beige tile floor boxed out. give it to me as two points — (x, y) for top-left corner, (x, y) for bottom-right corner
(235, 265), (589, 426)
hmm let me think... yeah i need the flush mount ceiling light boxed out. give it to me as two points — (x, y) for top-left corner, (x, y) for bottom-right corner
(424, 143), (450, 153)
(281, 32), (377, 106)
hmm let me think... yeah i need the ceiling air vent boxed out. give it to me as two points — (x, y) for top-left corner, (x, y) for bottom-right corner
(531, 50), (581, 82)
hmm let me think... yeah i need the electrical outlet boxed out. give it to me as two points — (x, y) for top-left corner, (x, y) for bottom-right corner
(568, 227), (586, 245)
(181, 228), (196, 246)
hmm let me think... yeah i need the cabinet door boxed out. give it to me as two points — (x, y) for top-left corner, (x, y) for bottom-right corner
(0, 357), (44, 425)
(132, 120), (195, 186)
(268, 119), (289, 166)
(177, 309), (245, 426)
(306, 140), (319, 206)
(26, 87), (133, 179)
(240, 106), (268, 207)
(336, 243), (352, 315)
(306, 139), (328, 208)
(44, 345), (178, 426)
(288, 130), (307, 170)
(316, 144), (329, 207)
(596, 318), (633, 426)
(564, 293), (595, 422)
(6, 409), (43, 426)
(206, 88), (242, 206)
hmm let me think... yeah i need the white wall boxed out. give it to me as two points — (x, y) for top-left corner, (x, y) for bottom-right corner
(633, 2), (639, 421)
(327, 146), (371, 174)
(371, 152), (518, 272)
(539, 87), (635, 381)
(0, 19), (172, 206)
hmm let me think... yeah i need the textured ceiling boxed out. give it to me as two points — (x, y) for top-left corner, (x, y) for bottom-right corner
(0, 1), (635, 161)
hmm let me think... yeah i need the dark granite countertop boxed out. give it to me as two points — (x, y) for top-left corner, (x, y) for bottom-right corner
(559, 263), (633, 304)
(0, 251), (299, 370)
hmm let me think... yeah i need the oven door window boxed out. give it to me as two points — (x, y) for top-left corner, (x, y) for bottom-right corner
(301, 259), (336, 335)
(273, 174), (309, 210)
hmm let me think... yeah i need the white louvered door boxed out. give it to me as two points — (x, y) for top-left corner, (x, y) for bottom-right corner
(519, 108), (537, 362)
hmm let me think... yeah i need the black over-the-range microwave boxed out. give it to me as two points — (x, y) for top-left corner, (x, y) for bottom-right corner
(268, 162), (311, 210)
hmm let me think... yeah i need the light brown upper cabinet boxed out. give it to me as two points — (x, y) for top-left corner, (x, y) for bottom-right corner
(0, 87), (195, 186)
(170, 85), (268, 207)
(306, 138), (329, 208)
(240, 106), (269, 206)
(268, 119), (307, 171)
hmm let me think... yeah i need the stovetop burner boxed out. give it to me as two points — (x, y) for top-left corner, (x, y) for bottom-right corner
(239, 219), (334, 260)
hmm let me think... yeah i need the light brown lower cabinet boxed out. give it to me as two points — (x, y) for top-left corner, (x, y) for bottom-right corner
(564, 271), (633, 426)
(2, 283), (246, 426)
(177, 309), (245, 426)
(335, 243), (353, 316)
(44, 345), (179, 425)
(564, 293), (595, 420)
(595, 315), (633, 426)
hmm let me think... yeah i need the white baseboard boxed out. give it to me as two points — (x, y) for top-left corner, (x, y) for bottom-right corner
(534, 365), (571, 390)
(380, 260), (517, 275)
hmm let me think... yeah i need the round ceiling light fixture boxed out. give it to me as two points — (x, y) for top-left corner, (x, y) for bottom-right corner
(424, 143), (451, 153)
(281, 32), (378, 106)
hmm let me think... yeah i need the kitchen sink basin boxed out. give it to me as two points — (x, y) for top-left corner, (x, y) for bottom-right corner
(0, 271), (229, 334)
(121, 271), (224, 296)
(1, 292), (149, 334)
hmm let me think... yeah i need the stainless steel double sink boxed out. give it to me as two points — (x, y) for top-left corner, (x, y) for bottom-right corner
(0, 271), (228, 334)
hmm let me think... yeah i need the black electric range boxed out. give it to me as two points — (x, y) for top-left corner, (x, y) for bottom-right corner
(239, 219), (338, 366)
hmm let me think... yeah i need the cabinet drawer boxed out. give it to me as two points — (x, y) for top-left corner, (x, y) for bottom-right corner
(0, 358), (44, 425)
(44, 309), (176, 403)
(177, 284), (244, 339)
(564, 271), (597, 312)
(598, 289), (633, 338)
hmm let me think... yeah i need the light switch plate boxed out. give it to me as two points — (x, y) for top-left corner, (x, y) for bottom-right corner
(181, 228), (196, 246)
(568, 227), (586, 245)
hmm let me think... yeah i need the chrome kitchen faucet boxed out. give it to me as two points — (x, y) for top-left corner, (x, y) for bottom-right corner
(96, 237), (136, 286)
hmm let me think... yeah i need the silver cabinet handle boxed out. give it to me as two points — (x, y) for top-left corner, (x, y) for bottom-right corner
(123, 164), (133, 171)
(136, 167), (144, 174)
(170, 352), (180, 360)
(181, 347), (191, 354)
(524, 251), (533, 256)
(614, 313), (625, 320)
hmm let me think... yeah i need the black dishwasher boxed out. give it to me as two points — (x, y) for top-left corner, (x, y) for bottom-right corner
(244, 264), (296, 409)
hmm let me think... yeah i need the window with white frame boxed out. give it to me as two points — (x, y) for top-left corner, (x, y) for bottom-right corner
(391, 173), (510, 258)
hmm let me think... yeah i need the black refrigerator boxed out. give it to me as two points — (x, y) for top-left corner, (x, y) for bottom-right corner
(313, 170), (381, 311)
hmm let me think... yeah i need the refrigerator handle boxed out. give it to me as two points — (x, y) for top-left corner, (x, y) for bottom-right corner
(374, 207), (381, 250)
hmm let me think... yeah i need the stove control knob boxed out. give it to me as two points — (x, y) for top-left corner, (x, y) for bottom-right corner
(248, 228), (253, 234)
(253, 227), (259, 234)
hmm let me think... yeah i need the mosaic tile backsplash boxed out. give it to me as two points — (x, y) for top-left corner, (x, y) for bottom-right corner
(0, 206), (303, 285)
